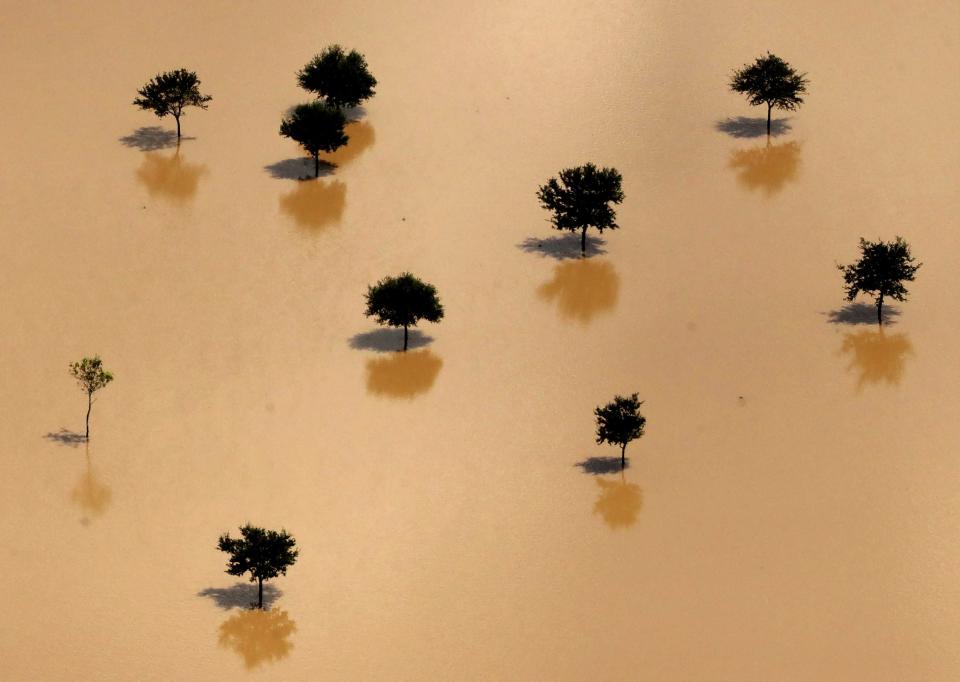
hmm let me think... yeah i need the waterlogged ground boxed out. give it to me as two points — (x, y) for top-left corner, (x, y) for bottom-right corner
(1, 1), (959, 680)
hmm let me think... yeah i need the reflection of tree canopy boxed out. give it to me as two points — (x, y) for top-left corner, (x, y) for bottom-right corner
(136, 148), (206, 201)
(841, 330), (913, 390)
(324, 119), (375, 167)
(366, 349), (443, 398)
(218, 608), (296, 669)
(537, 258), (619, 323)
(279, 180), (346, 230)
(594, 475), (642, 529)
(71, 447), (111, 522)
(728, 141), (800, 196)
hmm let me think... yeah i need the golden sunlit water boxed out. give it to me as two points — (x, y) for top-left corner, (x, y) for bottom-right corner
(1, 1), (959, 679)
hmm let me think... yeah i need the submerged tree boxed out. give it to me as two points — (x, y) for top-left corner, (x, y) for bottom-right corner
(838, 237), (921, 326)
(69, 356), (114, 439)
(217, 525), (299, 609)
(364, 273), (444, 351)
(595, 393), (646, 468)
(133, 68), (212, 139)
(729, 53), (808, 135)
(537, 163), (624, 257)
(279, 102), (348, 178)
(297, 45), (377, 110)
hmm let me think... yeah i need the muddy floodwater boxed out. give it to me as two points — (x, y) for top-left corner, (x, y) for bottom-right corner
(1, 1), (959, 680)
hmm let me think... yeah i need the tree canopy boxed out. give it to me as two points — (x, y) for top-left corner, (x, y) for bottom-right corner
(729, 53), (808, 135)
(595, 393), (646, 468)
(838, 237), (921, 326)
(537, 163), (624, 256)
(297, 45), (377, 109)
(364, 273), (444, 351)
(133, 68), (212, 138)
(69, 356), (113, 439)
(279, 102), (348, 178)
(217, 525), (299, 609)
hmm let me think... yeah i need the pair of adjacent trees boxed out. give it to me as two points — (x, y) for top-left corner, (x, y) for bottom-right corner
(280, 46), (377, 177)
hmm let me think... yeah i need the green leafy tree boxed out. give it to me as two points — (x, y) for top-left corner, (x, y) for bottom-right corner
(279, 102), (348, 178)
(364, 273), (444, 351)
(133, 68), (212, 139)
(537, 163), (624, 257)
(297, 45), (377, 109)
(217, 525), (299, 609)
(595, 393), (646, 468)
(729, 53), (809, 136)
(838, 237), (921, 326)
(69, 356), (114, 439)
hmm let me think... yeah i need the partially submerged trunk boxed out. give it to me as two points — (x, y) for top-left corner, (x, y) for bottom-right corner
(175, 114), (181, 139)
(766, 103), (772, 136)
(581, 226), (588, 256)
(313, 153), (320, 178)
(258, 578), (264, 609)
(877, 293), (884, 326)
(403, 325), (409, 351)
(85, 391), (92, 439)
(620, 443), (626, 468)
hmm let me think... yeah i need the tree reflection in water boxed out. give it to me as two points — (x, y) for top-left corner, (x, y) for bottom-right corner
(218, 608), (297, 669)
(537, 258), (619, 324)
(728, 140), (801, 196)
(279, 179), (347, 230)
(135, 146), (206, 202)
(593, 471), (642, 529)
(324, 119), (375, 167)
(71, 443), (111, 524)
(840, 329), (913, 390)
(365, 349), (443, 399)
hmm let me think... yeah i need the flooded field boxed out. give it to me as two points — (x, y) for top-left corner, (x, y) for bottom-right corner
(1, 1), (959, 679)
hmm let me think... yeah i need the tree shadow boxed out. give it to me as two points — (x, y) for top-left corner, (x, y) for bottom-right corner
(118, 126), (195, 151)
(824, 302), (900, 326)
(198, 583), (283, 610)
(840, 329), (913, 390)
(714, 116), (792, 138)
(342, 105), (368, 121)
(278, 179), (346, 230)
(574, 456), (629, 474)
(517, 234), (607, 260)
(537, 258), (619, 324)
(266, 120), (374, 180)
(71, 443), (111, 524)
(365, 349), (443, 399)
(349, 328), (434, 352)
(728, 140), (801, 196)
(593, 473), (642, 529)
(264, 158), (335, 180)
(218, 608), (296, 670)
(44, 428), (87, 447)
(136, 147), (206, 202)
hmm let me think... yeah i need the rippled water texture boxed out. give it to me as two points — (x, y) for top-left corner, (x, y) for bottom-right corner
(1, 1), (959, 679)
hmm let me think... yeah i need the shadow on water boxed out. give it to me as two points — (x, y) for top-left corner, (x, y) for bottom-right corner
(266, 119), (375, 180)
(824, 302), (900, 326)
(44, 428), (87, 447)
(350, 328), (433, 352)
(840, 329), (913, 390)
(119, 126), (194, 151)
(136, 147), (206, 202)
(199, 583), (282, 610)
(593, 472), (642, 530)
(264, 158), (335, 180)
(218, 608), (296, 670)
(366, 349), (443, 399)
(537, 258), (619, 323)
(575, 456), (629, 475)
(71, 443), (111, 524)
(714, 116), (792, 138)
(517, 234), (607, 260)
(279, 179), (346, 230)
(728, 140), (801, 196)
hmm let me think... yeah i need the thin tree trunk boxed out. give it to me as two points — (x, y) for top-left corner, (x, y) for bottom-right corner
(767, 104), (772, 135)
(403, 325), (409, 351)
(175, 115), (181, 139)
(314, 154), (319, 178)
(877, 294), (884, 326)
(581, 226), (587, 256)
(620, 443), (626, 468)
(85, 391), (92, 439)
(258, 578), (263, 609)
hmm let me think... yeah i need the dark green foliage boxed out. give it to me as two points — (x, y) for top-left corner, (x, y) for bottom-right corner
(729, 53), (808, 135)
(364, 273), (444, 351)
(297, 45), (377, 109)
(132, 68), (212, 138)
(595, 393), (646, 468)
(69, 356), (113, 439)
(537, 163), (624, 256)
(217, 524), (299, 609)
(838, 237), (921, 326)
(279, 102), (349, 178)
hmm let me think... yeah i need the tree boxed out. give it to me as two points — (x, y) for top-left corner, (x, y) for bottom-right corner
(297, 45), (377, 110)
(838, 237), (921, 326)
(133, 69), (212, 139)
(69, 356), (114, 439)
(595, 393), (645, 468)
(279, 102), (348, 178)
(729, 53), (808, 136)
(217, 525), (299, 609)
(537, 163), (624, 257)
(364, 273), (444, 351)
